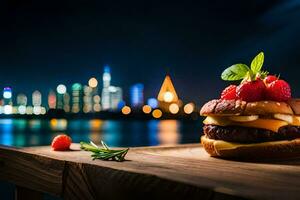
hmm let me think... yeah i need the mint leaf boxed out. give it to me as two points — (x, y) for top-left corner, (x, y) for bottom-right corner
(221, 64), (250, 81)
(250, 52), (264, 74)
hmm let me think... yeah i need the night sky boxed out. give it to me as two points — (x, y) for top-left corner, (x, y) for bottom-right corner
(1, 0), (300, 104)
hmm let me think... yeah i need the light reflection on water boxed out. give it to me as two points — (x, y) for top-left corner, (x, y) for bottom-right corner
(0, 119), (13, 146)
(0, 119), (201, 147)
(158, 120), (181, 145)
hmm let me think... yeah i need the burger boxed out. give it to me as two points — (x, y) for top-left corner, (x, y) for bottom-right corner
(200, 52), (300, 159)
(200, 99), (300, 159)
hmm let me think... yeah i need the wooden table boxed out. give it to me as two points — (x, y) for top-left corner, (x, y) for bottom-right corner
(1, 143), (300, 200)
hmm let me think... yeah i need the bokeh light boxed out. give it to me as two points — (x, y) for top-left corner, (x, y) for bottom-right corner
(50, 118), (68, 131)
(26, 106), (33, 115)
(18, 105), (26, 114)
(142, 105), (152, 114)
(4, 105), (12, 114)
(3, 87), (12, 99)
(83, 105), (91, 113)
(158, 120), (180, 144)
(88, 77), (98, 88)
(12, 106), (18, 114)
(147, 98), (158, 108)
(152, 109), (162, 118)
(57, 84), (67, 94)
(163, 91), (174, 102)
(169, 103), (179, 114)
(93, 95), (101, 103)
(121, 106), (131, 115)
(89, 119), (103, 131)
(33, 106), (41, 115)
(93, 104), (101, 112)
(184, 103), (194, 114)
(41, 107), (46, 115)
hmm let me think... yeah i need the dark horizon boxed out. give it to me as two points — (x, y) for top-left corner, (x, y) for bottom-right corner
(1, 0), (300, 104)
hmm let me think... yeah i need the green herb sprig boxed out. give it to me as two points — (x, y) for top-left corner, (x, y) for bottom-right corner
(80, 140), (129, 162)
(221, 52), (268, 82)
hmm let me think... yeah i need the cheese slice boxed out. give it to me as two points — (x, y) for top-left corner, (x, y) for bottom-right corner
(237, 118), (288, 133)
(203, 116), (288, 132)
(291, 116), (300, 126)
(203, 116), (231, 126)
(201, 136), (300, 155)
(274, 114), (300, 126)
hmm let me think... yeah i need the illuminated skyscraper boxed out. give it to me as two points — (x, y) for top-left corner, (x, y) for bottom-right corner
(17, 93), (27, 114)
(32, 90), (42, 107)
(93, 95), (101, 112)
(101, 65), (111, 110)
(17, 94), (27, 106)
(100, 65), (123, 111)
(71, 83), (83, 113)
(3, 87), (12, 105)
(63, 92), (70, 112)
(32, 90), (42, 115)
(48, 90), (57, 109)
(83, 85), (93, 113)
(130, 83), (144, 108)
(103, 66), (111, 87)
(56, 84), (66, 110)
(109, 86), (123, 110)
(88, 77), (99, 112)
(3, 87), (12, 114)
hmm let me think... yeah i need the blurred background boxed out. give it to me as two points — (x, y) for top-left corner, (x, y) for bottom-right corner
(1, 0), (300, 199)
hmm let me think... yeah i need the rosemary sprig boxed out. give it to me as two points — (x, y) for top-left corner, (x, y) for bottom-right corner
(80, 140), (129, 162)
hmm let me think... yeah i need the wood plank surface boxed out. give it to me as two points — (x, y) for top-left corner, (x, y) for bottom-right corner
(1, 143), (300, 200)
(15, 186), (43, 200)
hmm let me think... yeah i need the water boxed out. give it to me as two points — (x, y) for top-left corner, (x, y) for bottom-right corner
(0, 118), (202, 200)
(0, 119), (202, 147)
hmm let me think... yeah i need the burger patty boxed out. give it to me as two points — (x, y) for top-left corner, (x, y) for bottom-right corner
(203, 125), (300, 143)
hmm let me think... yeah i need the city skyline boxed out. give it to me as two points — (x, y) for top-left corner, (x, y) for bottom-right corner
(0, 65), (198, 117)
(0, 65), (130, 114)
(0, 65), (168, 107)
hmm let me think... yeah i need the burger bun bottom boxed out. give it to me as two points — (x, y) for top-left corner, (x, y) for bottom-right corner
(201, 135), (300, 160)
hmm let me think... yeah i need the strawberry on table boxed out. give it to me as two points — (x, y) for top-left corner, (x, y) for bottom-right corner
(51, 134), (72, 151)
